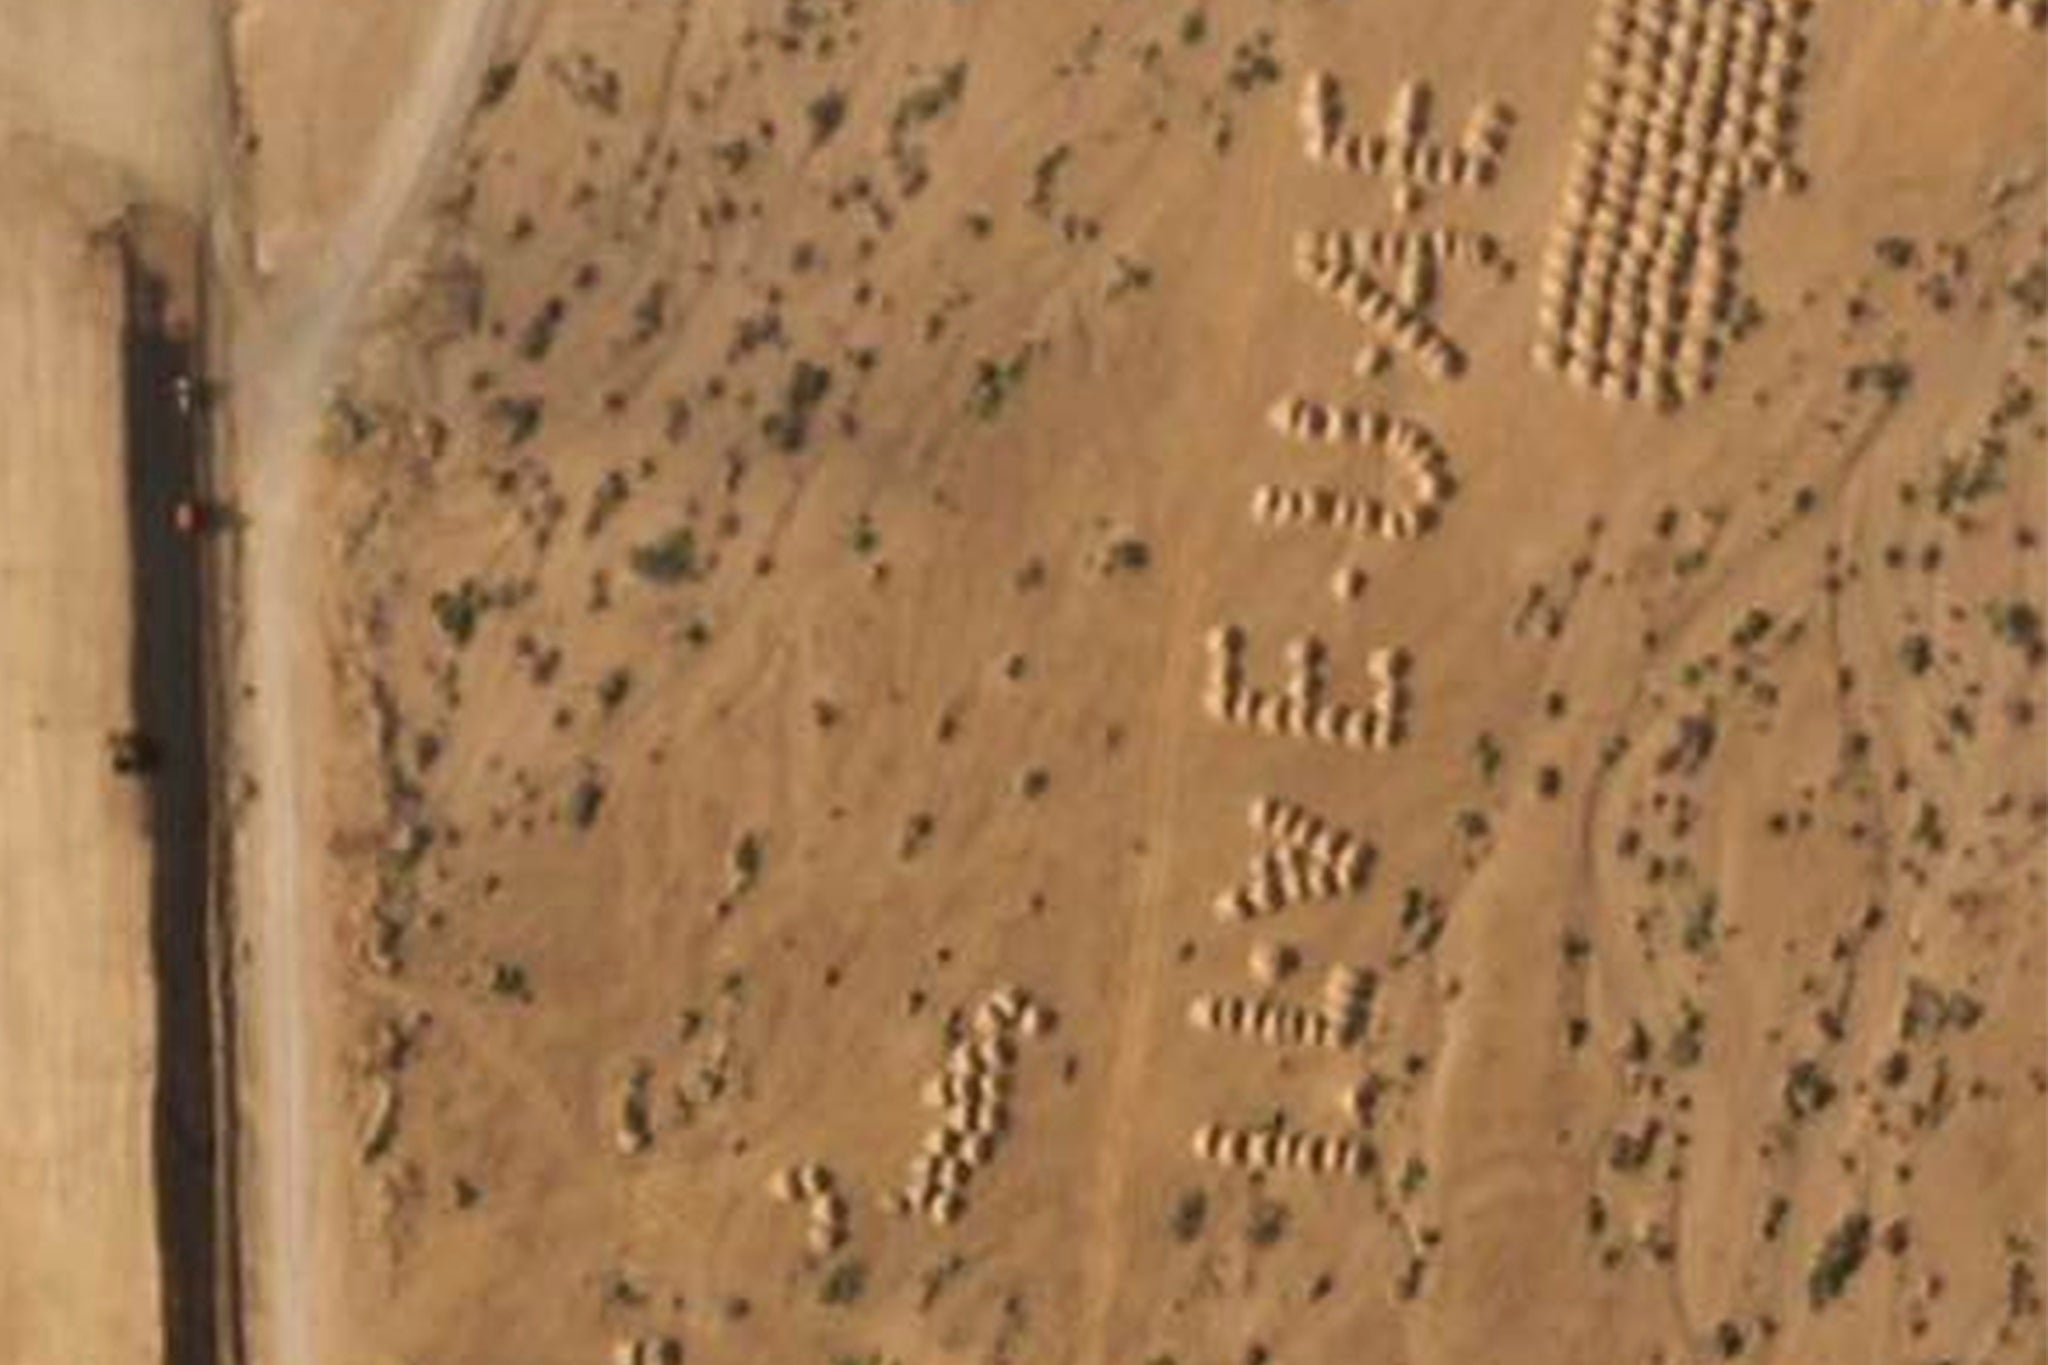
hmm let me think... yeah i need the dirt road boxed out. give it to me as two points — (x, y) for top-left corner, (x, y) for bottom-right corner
(0, 0), (514, 1358)
(220, 2), (518, 1360)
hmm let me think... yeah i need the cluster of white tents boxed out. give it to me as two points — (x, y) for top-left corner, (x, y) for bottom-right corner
(1250, 796), (1375, 888)
(1209, 794), (1377, 924)
(1533, 0), (1810, 408)
(893, 985), (1053, 1226)
(1203, 627), (1409, 757)
(1298, 70), (1513, 215)
(1258, 396), (1453, 535)
(1191, 1121), (1377, 1179)
(1186, 961), (1377, 1051)
(1294, 244), (1466, 382)
(766, 1160), (850, 1255)
(1296, 226), (1505, 313)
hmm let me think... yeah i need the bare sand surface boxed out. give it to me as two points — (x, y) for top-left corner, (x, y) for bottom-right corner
(236, 3), (2044, 1363)
(229, 0), (524, 286)
(0, 157), (161, 1365)
(6, 1), (2044, 1364)
(0, 0), (222, 211)
(0, 6), (234, 1363)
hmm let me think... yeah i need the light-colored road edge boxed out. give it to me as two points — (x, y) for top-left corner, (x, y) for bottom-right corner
(210, 1), (519, 1361)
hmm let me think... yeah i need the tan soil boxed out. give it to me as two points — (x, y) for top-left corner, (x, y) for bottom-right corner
(10, 2), (2048, 1364)
(0, 153), (161, 1365)
(254, 3), (2048, 1362)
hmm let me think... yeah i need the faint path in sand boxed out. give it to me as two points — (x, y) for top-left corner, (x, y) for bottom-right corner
(217, 0), (518, 1360)
(1072, 136), (1292, 1365)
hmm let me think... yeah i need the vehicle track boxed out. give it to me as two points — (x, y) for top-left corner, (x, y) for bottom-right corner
(215, 1), (520, 1359)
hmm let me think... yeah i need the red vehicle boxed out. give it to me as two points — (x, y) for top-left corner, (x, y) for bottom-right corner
(172, 497), (208, 536)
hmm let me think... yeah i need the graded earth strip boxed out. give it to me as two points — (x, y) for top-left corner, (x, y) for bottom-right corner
(0, 167), (163, 1365)
(219, 1), (526, 1360)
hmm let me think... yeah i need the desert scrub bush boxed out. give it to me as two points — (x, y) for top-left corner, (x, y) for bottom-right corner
(819, 1259), (867, 1306)
(1107, 255), (1156, 301)
(969, 346), (1035, 420)
(487, 394), (545, 446)
(324, 388), (376, 448)
(1667, 1000), (1707, 1068)
(729, 831), (765, 887)
(1473, 731), (1504, 781)
(567, 773), (606, 829)
(889, 62), (966, 134)
(1782, 1060), (1837, 1119)
(479, 60), (520, 107)
(1246, 1197), (1289, 1247)
(630, 527), (700, 584)
(1225, 31), (1282, 91)
(807, 88), (848, 145)
(1988, 598), (2045, 662)
(430, 579), (487, 646)
(763, 359), (833, 451)
(1808, 1211), (1871, 1308)
(1101, 534), (1151, 572)
(488, 961), (533, 1002)
(849, 514), (880, 556)
(1169, 1189), (1208, 1243)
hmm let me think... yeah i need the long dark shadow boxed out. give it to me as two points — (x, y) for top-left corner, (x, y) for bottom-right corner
(119, 235), (225, 1365)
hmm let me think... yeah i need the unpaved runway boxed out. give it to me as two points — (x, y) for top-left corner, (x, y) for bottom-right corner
(0, 0), (223, 211)
(0, 168), (163, 1365)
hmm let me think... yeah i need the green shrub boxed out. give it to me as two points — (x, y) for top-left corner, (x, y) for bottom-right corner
(819, 1259), (867, 1306)
(630, 528), (699, 584)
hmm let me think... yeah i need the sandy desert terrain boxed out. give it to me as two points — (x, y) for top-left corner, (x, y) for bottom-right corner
(0, 1), (228, 1356)
(1, 1), (2044, 1364)
(226, 1), (2045, 1362)
(0, 156), (164, 1365)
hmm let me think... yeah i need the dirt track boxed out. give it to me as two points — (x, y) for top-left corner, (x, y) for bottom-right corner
(222, 2), (520, 1359)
